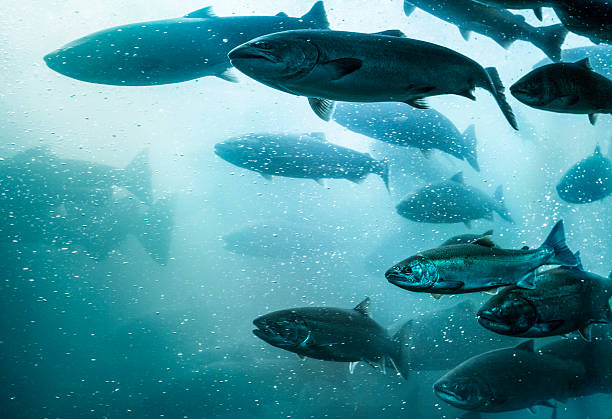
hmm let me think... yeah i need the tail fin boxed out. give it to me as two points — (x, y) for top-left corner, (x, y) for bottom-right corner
(389, 319), (413, 380)
(302, 1), (329, 29)
(484, 67), (518, 131)
(137, 195), (175, 265)
(462, 124), (479, 172)
(540, 220), (578, 267)
(493, 185), (513, 223)
(124, 149), (152, 203)
(533, 24), (568, 62)
(378, 159), (390, 192)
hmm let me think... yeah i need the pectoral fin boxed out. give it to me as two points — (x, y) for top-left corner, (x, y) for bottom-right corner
(349, 361), (358, 374)
(589, 113), (598, 125)
(547, 95), (579, 107)
(578, 324), (593, 341)
(217, 68), (239, 83)
(308, 98), (336, 121)
(459, 28), (471, 41)
(430, 293), (442, 300)
(438, 280), (464, 290)
(533, 7), (543, 21)
(517, 272), (536, 289)
(322, 58), (363, 80)
(405, 98), (429, 109)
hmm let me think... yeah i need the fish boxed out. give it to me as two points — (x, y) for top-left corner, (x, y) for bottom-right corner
(395, 172), (513, 227)
(56, 190), (175, 264)
(433, 340), (585, 415)
(403, 0), (567, 61)
(228, 29), (518, 129)
(222, 223), (341, 260)
(552, 0), (612, 45)
(252, 297), (410, 378)
(540, 337), (612, 396)
(397, 301), (521, 371)
(440, 229), (495, 246)
(511, 58), (612, 125)
(556, 145), (612, 204)
(0, 147), (152, 204)
(385, 219), (579, 295)
(332, 102), (480, 171)
(472, 0), (549, 20)
(534, 45), (612, 79)
(214, 132), (389, 189)
(44, 2), (328, 85)
(478, 253), (612, 340)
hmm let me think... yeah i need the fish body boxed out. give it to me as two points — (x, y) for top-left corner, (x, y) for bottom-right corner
(228, 29), (518, 129)
(332, 102), (480, 171)
(395, 172), (512, 226)
(385, 220), (578, 294)
(440, 229), (494, 246)
(403, 0), (567, 61)
(552, 0), (612, 45)
(214, 133), (389, 188)
(511, 58), (612, 124)
(478, 260), (612, 339)
(44, 3), (328, 85)
(398, 301), (520, 371)
(557, 145), (612, 204)
(434, 340), (585, 414)
(253, 298), (409, 378)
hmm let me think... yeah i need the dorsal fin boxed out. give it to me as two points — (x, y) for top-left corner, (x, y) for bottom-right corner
(574, 251), (584, 271)
(483, 229), (494, 236)
(374, 30), (407, 38)
(450, 172), (464, 184)
(575, 58), (592, 70)
(275, 12), (288, 17)
(595, 145), (602, 155)
(184, 6), (217, 19)
(471, 236), (495, 248)
(514, 340), (535, 352)
(354, 297), (370, 316)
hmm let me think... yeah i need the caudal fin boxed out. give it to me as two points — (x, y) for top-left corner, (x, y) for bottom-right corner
(494, 185), (513, 223)
(389, 319), (413, 380)
(378, 159), (390, 192)
(484, 67), (518, 131)
(462, 124), (479, 172)
(302, 1), (329, 29)
(124, 149), (153, 203)
(137, 195), (175, 265)
(533, 24), (568, 62)
(540, 220), (578, 266)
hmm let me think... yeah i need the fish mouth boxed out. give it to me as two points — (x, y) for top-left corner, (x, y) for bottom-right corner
(477, 310), (514, 334)
(228, 46), (279, 64)
(434, 383), (469, 407)
(509, 85), (531, 98)
(213, 142), (234, 158)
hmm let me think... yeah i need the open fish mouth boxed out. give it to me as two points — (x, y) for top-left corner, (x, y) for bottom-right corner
(434, 384), (467, 405)
(228, 47), (279, 63)
(477, 310), (514, 334)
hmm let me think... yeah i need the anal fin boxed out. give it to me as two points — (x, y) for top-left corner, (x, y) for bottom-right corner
(308, 98), (336, 121)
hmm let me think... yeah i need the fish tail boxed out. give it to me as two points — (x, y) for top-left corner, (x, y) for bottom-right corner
(390, 320), (412, 380)
(462, 124), (479, 172)
(302, 1), (329, 29)
(124, 148), (153, 203)
(137, 194), (175, 265)
(493, 185), (513, 223)
(378, 159), (390, 192)
(540, 220), (578, 267)
(533, 24), (568, 62)
(484, 67), (518, 131)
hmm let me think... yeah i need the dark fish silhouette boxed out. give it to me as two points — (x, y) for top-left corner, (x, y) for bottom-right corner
(229, 29), (518, 129)
(557, 145), (612, 204)
(395, 172), (512, 227)
(511, 58), (612, 125)
(214, 132), (389, 189)
(333, 102), (480, 171)
(403, 0), (567, 61)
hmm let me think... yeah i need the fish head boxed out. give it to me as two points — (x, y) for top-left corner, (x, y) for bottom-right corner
(229, 33), (319, 83)
(395, 195), (421, 220)
(477, 292), (537, 335)
(385, 255), (439, 291)
(434, 376), (492, 410)
(252, 310), (311, 349)
(510, 70), (553, 107)
(214, 137), (265, 167)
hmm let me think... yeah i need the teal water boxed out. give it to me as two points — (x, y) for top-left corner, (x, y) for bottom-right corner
(1, 1), (611, 418)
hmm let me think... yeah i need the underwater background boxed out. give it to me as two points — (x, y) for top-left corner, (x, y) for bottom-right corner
(1, 0), (611, 418)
